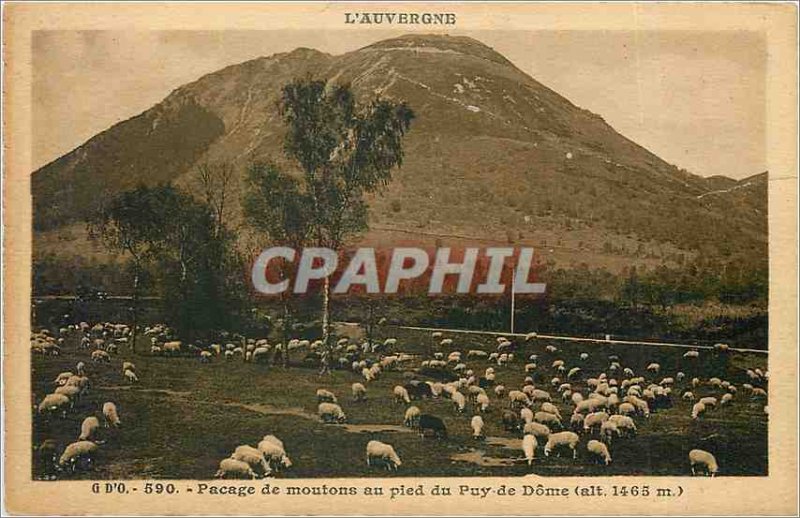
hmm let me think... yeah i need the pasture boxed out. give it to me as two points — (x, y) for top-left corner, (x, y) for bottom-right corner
(31, 326), (768, 479)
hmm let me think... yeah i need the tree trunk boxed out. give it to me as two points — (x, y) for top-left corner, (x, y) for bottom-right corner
(322, 275), (331, 348)
(131, 265), (139, 355)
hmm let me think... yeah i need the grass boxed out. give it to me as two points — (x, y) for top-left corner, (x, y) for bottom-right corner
(31, 327), (768, 480)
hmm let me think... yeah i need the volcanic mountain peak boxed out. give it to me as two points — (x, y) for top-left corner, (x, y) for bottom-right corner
(358, 34), (515, 67)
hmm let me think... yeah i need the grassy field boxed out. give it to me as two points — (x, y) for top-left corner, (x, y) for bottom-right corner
(31, 327), (768, 479)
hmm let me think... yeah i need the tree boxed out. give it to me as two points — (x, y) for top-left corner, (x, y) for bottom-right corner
(278, 78), (414, 346)
(88, 185), (175, 353)
(244, 161), (313, 366)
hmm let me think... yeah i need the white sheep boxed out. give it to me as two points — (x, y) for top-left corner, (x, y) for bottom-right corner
(524, 421), (551, 441)
(366, 440), (402, 471)
(53, 372), (74, 385)
(600, 420), (620, 444)
(520, 407), (534, 424)
(608, 415), (637, 436)
(351, 383), (367, 402)
(689, 449), (718, 476)
(257, 438), (293, 471)
(720, 393), (734, 406)
(534, 411), (561, 429)
(318, 402), (347, 423)
(37, 393), (71, 416)
(58, 440), (98, 470)
(102, 402), (120, 428)
(471, 415), (485, 439)
(691, 402), (706, 420)
(215, 458), (258, 479)
(124, 369), (139, 384)
(78, 416), (100, 441)
(476, 393), (490, 412)
(54, 385), (82, 401)
(587, 439), (612, 465)
(522, 434), (538, 466)
(452, 391), (467, 413)
(232, 445), (271, 476)
(646, 363), (660, 374)
(544, 431), (580, 459)
(699, 397), (717, 409)
(393, 385), (411, 404)
(584, 411), (610, 433)
(540, 402), (561, 419)
(316, 389), (338, 403)
(404, 406), (421, 427)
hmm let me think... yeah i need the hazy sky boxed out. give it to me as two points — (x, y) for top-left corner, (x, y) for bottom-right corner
(32, 30), (766, 179)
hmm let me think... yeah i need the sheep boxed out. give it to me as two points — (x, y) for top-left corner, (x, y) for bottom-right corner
(101, 402), (121, 428)
(231, 445), (271, 476)
(720, 393), (734, 406)
(452, 391), (467, 413)
(366, 440), (402, 471)
(691, 402), (706, 420)
(752, 388), (768, 399)
(318, 402), (347, 423)
(522, 434), (538, 466)
(646, 363), (660, 374)
(587, 439), (612, 465)
(78, 416), (101, 441)
(584, 412), (610, 434)
(215, 458), (258, 479)
(121, 361), (135, 373)
(163, 341), (182, 355)
(569, 412), (584, 432)
(520, 407), (534, 424)
(475, 393), (490, 413)
(54, 385), (82, 402)
(545, 345), (558, 353)
(393, 385), (411, 404)
(124, 369), (139, 384)
(471, 415), (485, 439)
(571, 392), (584, 405)
(544, 431), (580, 459)
(540, 402), (562, 420)
(316, 389), (338, 403)
(351, 383), (367, 402)
(91, 350), (110, 363)
(699, 397), (717, 409)
(689, 449), (718, 477)
(524, 421), (551, 441)
(37, 393), (71, 417)
(534, 411), (561, 430)
(467, 350), (488, 359)
(600, 420), (620, 444)
(404, 406), (421, 428)
(53, 371), (74, 385)
(150, 345), (162, 355)
(682, 391), (695, 402)
(257, 437), (293, 471)
(531, 389), (552, 403)
(58, 441), (98, 471)
(508, 390), (531, 408)
(502, 410), (522, 432)
(683, 350), (700, 359)
(525, 363), (537, 373)
(608, 415), (637, 436)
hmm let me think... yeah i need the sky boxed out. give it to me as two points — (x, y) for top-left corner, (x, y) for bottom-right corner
(32, 29), (766, 179)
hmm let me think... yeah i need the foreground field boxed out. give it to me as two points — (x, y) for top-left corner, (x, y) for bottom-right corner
(32, 328), (768, 479)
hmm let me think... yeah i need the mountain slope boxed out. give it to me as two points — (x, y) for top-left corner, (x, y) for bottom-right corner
(32, 34), (767, 271)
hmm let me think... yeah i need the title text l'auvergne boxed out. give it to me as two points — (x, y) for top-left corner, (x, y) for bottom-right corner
(344, 12), (456, 25)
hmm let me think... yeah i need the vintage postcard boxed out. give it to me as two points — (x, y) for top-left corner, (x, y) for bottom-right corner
(2, 2), (798, 515)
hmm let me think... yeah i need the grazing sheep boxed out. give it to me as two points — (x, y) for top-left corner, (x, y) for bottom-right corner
(531, 389), (552, 403)
(124, 369), (138, 384)
(567, 367), (581, 380)
(534, 411), (561, 430)
(584, 412), (610, 434)
(682, 391), (695, 402)
(351, 383), (367, 402)
(524, 421), (551, 441)
(121, 361), (135, 373)
(522, 434), (538, 466)
(720, 393), (734, 406)
(699, 397), (717, 409)
(366, 440), (402, 471)
(508, 390), (531, 408)
(587, 439), (612, 465)
(683, 350), (700, 359)
(540, 402), (561, 419)
(318, 402), (347, 424)
(544, 431), (580, 459)
(53, 372), (73, 385)
(691, 402), (706, 420)
(404, 406), (421, 428)
(752, 388), (767, 399)
(571, 392), (584, 405)
(502, 410), (521, 432)
(232, 445), (271, 476)
(608, 415), (637, 436)
(476, 393), (490, 412)
(257, 437), (292, 471)
(91, 350), (110, 363)
(471, 415), (485, 439)
(58, 441), (98, 471)
(520, 407), (534, 424)
(393, 385), (411, 404)
(215, 458), (258, 479)
(452, 391), (467, 413)
(689, 449), (718, 477)
(569, 413), (585, 432)
(37, 393), (71, 417)
(417, 414), (448, 439)
(646, 363), (660, 374)
(102, 402), (121, 428)
(54, 385), (82, 401)
(163, 341), (182, 355)
(316, 389), (338, 403)
(600, 421), (620, 444)
(78, 416), (100, 441)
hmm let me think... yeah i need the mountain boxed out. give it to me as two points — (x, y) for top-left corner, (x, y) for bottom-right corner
(32, 34), (767, 272)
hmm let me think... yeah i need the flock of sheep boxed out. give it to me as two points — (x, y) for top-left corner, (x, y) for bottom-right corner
(32, 324), (129, 477)
(33, 321), (769, 478)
